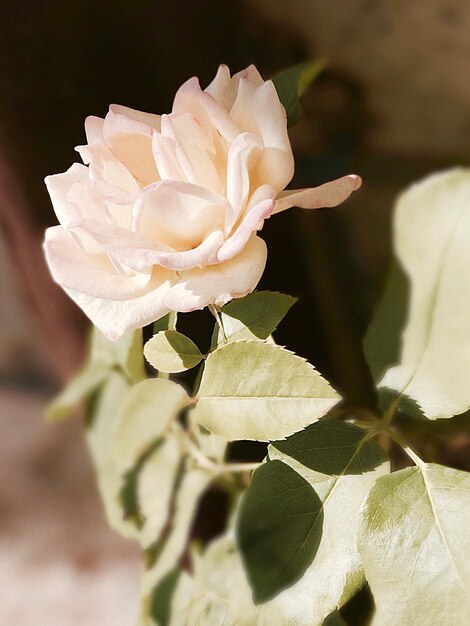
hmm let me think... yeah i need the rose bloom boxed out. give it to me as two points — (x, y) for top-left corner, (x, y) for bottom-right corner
(44, 65), (361, 340)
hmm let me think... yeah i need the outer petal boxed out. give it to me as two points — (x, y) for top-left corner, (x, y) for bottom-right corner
(164, 235), (267, 312)
(273, 175), (362, 214)
(251, 81), (295, 192)
(63, 280), (172, 341)
(45, 163), (91, 227)
(44, 225), (152, 299)
(133, 180), (228, 250)
(103, 108), (159, 186)
(84, 116), (104, 143)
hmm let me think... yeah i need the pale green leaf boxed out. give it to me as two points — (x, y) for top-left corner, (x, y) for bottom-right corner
(192, 341), (339, 441)
(370, 169), (470, 419)
(215, 291), (297, 344)
(272, 60), (325, 127)
(85, 371), (140, 540)
(144, 331), (203, 373)
(170, 533), (261, 626)
(358, 464), (470, 625)
(91, 327), (146, 383)
(237, 459), (324, 603)
(45, 362), (109, 422)
(138, 434), (184, 549)
(363, 259), (409, 383)
(148, 568), (181, 626)
(322, 612), (347, 626)
(264, 420), (389, 625)
(113, 379), (190, 475)
(141, 466), (213, 624)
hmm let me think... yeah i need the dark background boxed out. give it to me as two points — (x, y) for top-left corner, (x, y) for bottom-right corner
(0, 1), (469, 623)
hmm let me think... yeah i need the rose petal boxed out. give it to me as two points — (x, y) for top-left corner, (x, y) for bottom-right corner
(133, 180), (228, 250)
(44, 226), (152, 299)
(250, 80), (295, 192)
(76, 141), (140, 196)
(164, 235), (267, 312)
(273, 174), (362, 214)
(109, 104), (161, 130)
(225, 132), (263, 232)
(217, 198), (273, 263)
(64, 283), (173, 341)
(84, 116), (104, 144)
(45, 164), (91, 227)
(70, 219), (224, 272)
(103, 108), (159, 186)
(158, 113), (222, 193)
(173, 77), (239, 143)
(205, 64), (264, 112)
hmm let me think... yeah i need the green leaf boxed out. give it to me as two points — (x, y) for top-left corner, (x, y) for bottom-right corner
(265, 420), (389, 625)
(215, 291), (297, 344)
(149, 567), (181, 626)
(113, 379), (189, 475)
(141, 467), (213, 622)
(363, 259), (409, 383)
(237, 459), (324, 603)
(272, 60), (325, 127)
(138, 435), (183, 549)
(85, 372), (140, 540)
(272, 419), (387, 475)
(323, 612), (348, 626)
(91, 326), (146, 383)
(192, 341), (339, 441)
(358, 464), (470, 625)
(45, 362), (109, 422)
(367, 169), (470, 419)
(153, 312), (177, 334)
(173, 534), (262, 625)
(144, 331), (203, 373)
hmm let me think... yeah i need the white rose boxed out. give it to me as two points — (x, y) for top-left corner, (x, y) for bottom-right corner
(44, 64), (360, 340)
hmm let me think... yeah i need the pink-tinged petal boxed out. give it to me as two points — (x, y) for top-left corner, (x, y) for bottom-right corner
(217, 198), (273, 263)
(133, 180), (228, 250)
(84, 116), (104, 144)
(205, 64), (236, 111)
(164, 235), (267, 312)
(45, 164), (107, 228)
(109, 104), (161, 130)
(159, 113), (222, 193)
(69, 218), (224, 272)
(76, 141), (140, 195)
(233, 64), (264, 87)
(173, 77), (239, 143)
(250, 80), (295, 192)
(103, 108), (159, 186)
(229, 77), (260, 136)
(273, 174), (362, 214)
(45, 163), (88, 226)
(152, 132), (187, 181)
(108, 229), (224, 272)
(44, 226), (152, 299)
(225, 132), (263, 232)
(63, 279), (172, 341)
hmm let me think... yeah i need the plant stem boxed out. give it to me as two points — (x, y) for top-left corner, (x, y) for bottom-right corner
(208, 303), (227, 343)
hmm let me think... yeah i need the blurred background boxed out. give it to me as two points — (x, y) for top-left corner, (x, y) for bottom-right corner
(1, 1), (469, 624)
